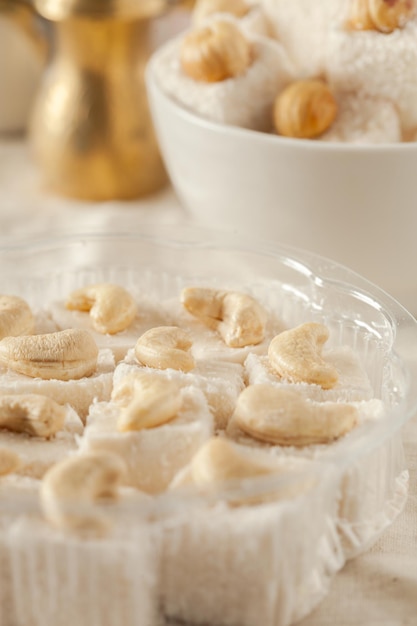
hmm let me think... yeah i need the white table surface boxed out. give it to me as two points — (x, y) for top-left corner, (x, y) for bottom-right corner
(0, 137), (416, 626)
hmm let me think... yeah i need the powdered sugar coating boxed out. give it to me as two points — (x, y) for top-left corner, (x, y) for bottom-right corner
(260, 0), (350, 77)
(320, 91), (402, 143)
(325, 18), (417, 134)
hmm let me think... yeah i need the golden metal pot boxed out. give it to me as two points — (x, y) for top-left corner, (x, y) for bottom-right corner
(28, 0), (191, 201)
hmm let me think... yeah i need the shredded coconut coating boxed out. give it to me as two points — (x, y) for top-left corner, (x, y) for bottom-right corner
(325, 18), (417, 133)
(320, 91), (402, 143)
(260, 0), (349, 77)
(153, 26), (295, 132)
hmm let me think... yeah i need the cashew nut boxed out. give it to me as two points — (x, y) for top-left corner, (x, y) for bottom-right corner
(268, 322), (338, 389)
(117, 375), (182, 432)
(0, 329), (99, 381)
(41, 451), (125, 532)
(190, 437), (277, 486)
(181, 287), (267, 348)
(111, 372), (144, 407)
(193, 0), (250, 26)
(180, 20), (252, 83)
(0, 448), (21, 476)
(0, 394), (66, 438)
(348, 0), (414, 32)
(134, 326), (195, 372)
(233, 385), (358, 446)
(66, 283), (137, 334)
(273, 80), (338, 139)
(0, 295), (34, 339)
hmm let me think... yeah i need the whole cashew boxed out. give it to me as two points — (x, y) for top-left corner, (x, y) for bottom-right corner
(0, 295), (34, 339)
(190, 437), (277, 486)
(0, 329), (98, 380)
(41, 452), (126, 532)
(0, 394), (66, 438)
(181, 287), (267, 348)
(135, 326), (195, 372)
(66, 283), (137, 334)
(117, 375), (182, 432)
(268, 322), (338, 389)
(233, 385), (358, 446)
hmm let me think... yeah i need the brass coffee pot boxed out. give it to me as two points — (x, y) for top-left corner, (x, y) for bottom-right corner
(11, 0), (192, 200)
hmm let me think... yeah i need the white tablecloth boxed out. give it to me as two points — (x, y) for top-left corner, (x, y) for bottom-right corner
(0, 138), (416, 626)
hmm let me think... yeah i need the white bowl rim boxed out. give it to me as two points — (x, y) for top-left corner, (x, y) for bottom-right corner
(146, 44), (417, 154)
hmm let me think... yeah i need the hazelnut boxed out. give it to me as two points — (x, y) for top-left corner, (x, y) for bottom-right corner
(348, 0), (415, 33)
(273, 80), (338, 140)
(180, 20), (253, 83)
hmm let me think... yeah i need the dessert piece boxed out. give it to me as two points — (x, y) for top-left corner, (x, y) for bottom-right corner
(225, 387), (403, 560)
(152, 16), (295, 131)
(320, 91), (402, 143)
(0, 394), (83, 479)
(161, 439), (341, 626)
(49, 283), (173, 362)
(115, 345), (245, 430)
(245, 322), (374, 402)
(324, 4), (417, 135)
(78, 376), (214, 493)
(0, 330), (115, 421)
(0, 465), (158, 626)
(0, 472), (41, 626)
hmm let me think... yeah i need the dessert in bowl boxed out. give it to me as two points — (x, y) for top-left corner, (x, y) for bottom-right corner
(0, 227), (416, 626)
(146, 0), (417, 311)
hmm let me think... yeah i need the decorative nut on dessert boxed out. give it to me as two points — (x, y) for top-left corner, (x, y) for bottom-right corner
(135, 326), (195, 372)
(0, 295), (34, 339)
(180, 20), (253, 83)
(268, 322), (339, 388)
(117, 376), (183, 432)
(273, 79), (338, 139)
(41, 451), (126, 532)
(0, 394), (66, 438)
(181, 287), (267, 347)
(0, 328), (99, 381)
(0, 447), (21, 476)
(348, 0), (415, 33)
(232, 385), (358, 446)
(192, 0), (250, 26)
(189, 437), (277, 488)
(66, 283), (137, 334)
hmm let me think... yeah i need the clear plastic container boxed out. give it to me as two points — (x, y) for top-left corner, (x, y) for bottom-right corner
(0, 227), (416, 626)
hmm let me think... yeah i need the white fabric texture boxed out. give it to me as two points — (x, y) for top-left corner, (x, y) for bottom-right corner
(0, 138), (416, 625)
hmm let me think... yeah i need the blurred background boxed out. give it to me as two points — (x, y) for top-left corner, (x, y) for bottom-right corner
(0, 0), (192, 200)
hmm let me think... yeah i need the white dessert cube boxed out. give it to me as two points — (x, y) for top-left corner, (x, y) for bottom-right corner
(0, 349), (115, 422)
(79, 386), (214, 493)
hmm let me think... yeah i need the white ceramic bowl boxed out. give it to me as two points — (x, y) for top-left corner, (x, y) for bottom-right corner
(146, 47), (417, 313)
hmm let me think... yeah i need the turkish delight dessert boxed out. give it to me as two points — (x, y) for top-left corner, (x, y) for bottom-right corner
(0, 232), (415, 626)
